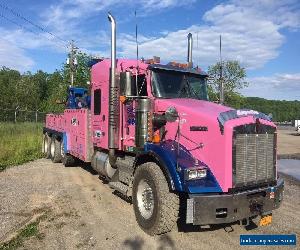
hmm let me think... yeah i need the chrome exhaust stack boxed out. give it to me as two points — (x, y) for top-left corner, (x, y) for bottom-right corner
(187, 33), (193, 67)
(108, 12), (119, 166)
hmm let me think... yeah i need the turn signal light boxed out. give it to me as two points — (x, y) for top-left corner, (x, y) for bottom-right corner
(120, 96), (126, 103)
(153, 133), (160, 143)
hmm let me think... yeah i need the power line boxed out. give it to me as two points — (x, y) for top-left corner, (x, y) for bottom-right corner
(0, 2), (92, 55)
(0, 1), (68, 45)
(0, 12), (68, 50)
(0, 12), (39, 36)
(0, 1), (96, 66)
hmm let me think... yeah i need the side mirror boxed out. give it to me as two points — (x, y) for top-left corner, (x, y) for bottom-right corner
(165, 106), (178, 122)
(120, 71), (136, 96)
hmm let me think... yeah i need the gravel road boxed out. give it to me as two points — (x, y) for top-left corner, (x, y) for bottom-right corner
(0, 159), (299, 250)
(278, 129), (300, 158)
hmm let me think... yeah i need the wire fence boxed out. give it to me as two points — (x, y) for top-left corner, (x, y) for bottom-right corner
(0, 109), (46, 123)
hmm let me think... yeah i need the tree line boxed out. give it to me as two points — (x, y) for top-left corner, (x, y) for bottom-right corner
(0, 55), (298, 122)
(207, 61), (300, 122)
(0, 53), (91, 114)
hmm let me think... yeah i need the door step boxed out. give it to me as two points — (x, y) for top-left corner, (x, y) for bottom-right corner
(108, 181), (128, 195)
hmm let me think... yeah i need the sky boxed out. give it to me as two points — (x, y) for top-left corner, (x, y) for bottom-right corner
(0, 0), (299, 100)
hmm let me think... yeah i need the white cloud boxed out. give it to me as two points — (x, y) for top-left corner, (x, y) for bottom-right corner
(138, 0), (196, 12)
(232, 0), (300, 30)
(118, 0), (300, 70)
(41, 0), (196, 40)
(240, 73), (300, 100)
(0, 39), (34, 71)
(0, 28), (67, 52)
(0, 0), (299, 75)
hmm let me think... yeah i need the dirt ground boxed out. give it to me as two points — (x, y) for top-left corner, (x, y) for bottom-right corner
(0, 158), (299, 250)
(278, 128), (300, 158)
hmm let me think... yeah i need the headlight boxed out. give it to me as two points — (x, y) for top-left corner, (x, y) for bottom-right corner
(185, 168), (207, 180)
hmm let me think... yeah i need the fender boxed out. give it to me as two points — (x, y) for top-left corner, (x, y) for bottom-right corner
(141, 142), (184, 192)
(43, 127), (63, 139)
(143, 142), (222, 194)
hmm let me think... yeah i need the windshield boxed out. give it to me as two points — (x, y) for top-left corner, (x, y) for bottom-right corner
(151, 70), (208, 100)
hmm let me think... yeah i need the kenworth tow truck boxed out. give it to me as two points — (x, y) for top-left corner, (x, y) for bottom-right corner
(43, 13), (284, 235)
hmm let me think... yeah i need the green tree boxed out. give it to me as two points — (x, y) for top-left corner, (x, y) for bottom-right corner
(41, 70), (65, 113)
(208, 60), (248, 105)
(62, 52), (91, 88)
(0, 67), (21, 109)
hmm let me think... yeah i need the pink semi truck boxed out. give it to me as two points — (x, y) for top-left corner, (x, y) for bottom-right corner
(43, 13), (284, 235)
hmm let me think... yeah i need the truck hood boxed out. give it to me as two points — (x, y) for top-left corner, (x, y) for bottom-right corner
(155, 98), (233, 122)
(154, 98), (275, 192)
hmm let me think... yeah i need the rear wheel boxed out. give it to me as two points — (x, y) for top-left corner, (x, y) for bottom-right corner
(62, 154), (76, 167)
(50, 137), (62, 163)
(132, 162), (179, 235)
(43, 133), (51, 159)
(60, 137), (76, 167)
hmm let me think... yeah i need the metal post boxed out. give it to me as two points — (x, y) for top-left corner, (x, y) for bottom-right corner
(219, 35), (224, 104)
(14, 106), (19, 123)
(69, 40), (78, 86)
(187, 33), (193, 67)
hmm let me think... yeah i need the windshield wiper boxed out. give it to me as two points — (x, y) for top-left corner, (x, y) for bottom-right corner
(179, 76), (198, 98)
(185, 77), (199, 98)
(178, 78), (188, 98)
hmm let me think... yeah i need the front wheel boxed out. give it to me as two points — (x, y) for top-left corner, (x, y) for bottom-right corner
(132, 162), (179, 235)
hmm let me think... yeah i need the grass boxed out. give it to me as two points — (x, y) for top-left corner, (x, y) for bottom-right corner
(0, 123), (43, 171)
(0, 222), (39, 250)
(0, 214), (47, 250)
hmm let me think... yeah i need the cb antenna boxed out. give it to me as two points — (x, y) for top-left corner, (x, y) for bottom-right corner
(219, 34), (224, 104)
(135, 10), (139, 96)
(196, 32), (199, 68)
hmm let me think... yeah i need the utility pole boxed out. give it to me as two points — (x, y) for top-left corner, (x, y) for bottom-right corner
(219, 35), (224, 104)
(67, 40), (78, 86)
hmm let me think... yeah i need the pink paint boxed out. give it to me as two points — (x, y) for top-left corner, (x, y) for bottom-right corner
(45, 114), (64, 132)
(155, 99), (276, 192)
(90, 59), (149, 150)
(46, 109), (91, 161)
(63, 109), (91, 161)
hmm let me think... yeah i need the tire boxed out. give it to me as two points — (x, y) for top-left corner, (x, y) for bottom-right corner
(132, 162), (179, 235)
(50, 137), (62, 163)
(62, 154), (76, 167)
(60, 138), (76, 167)
(43, 133), (51, 159)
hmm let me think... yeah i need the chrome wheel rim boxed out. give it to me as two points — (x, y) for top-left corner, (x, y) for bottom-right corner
(60, 140), (65, 158)
(43, 136), (48, 153)
(136, 179), (154, 219)
(50, 140), (55, 157)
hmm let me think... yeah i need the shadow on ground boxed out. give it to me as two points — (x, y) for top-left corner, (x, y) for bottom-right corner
(123, 234), (176, 250)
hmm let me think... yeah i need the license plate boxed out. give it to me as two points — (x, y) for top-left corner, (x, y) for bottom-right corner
(259, 214), (272, 226)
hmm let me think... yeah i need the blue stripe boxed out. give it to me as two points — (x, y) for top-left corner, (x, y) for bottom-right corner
(144, 141), (222, 194)
(63, 133), (68, 153)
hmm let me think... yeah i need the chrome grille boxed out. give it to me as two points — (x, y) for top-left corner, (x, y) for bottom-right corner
(233, 132), (275, 187)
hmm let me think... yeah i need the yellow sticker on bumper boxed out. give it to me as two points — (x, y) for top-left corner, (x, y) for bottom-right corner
(259, 214), (272, 226)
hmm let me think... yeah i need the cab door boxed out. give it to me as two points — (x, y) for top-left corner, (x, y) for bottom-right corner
(92, 84), (109, 149)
